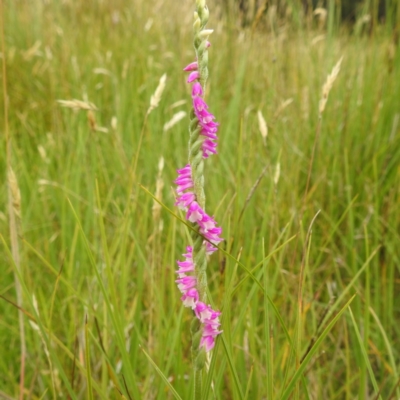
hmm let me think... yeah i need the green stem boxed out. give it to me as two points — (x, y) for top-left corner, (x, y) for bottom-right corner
(194, 369), (202, 400)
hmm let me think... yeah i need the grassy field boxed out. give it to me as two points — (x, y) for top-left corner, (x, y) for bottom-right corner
(1, 0), (400, 399)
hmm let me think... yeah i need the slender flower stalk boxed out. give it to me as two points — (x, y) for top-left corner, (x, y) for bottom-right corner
(173, 0), (222, 397)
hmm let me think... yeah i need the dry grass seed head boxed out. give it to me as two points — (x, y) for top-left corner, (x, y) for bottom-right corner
(257, 110), (268, 146)
(319, 57), (343, 115)
(57, 99), (98, 111)
(148, 73), (167, 115)
(163, 111), (187, 132)
(152, 157), (165, 222)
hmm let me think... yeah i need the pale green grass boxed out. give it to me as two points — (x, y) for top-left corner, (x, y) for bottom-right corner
(1, 0), (400, 399)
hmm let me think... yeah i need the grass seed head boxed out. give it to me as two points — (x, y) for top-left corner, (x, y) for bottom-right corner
(152, 157), (165, 223)
(148, 73), (167, 115)
(274, 162), (281, 185)
(257, 110), (268, 146)
(57, 99), (98, 111)
(163, 111), (187, 132)
(319, 57), (343, 115)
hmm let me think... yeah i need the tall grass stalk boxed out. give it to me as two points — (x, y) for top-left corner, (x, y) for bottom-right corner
(1, 0), (26, 398)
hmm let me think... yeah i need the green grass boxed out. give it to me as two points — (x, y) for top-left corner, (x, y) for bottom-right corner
(1, 0), (400, 398)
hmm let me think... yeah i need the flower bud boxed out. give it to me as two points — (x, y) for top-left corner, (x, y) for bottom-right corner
(193, 13), (201, 32)
(191, 331), (202, 350)
(196, 0), (206, 9)
(199, 29), (213, 39)
(195, 347), (207, 370)
(201, 6), (209, 25)
(191, 316), (201, 334)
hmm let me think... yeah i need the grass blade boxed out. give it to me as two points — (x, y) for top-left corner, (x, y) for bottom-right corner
(140, 345), (183, 400)
(85, 315), (94, 400)
(280, 294), (356, 400)
(348, 307), (382, 399)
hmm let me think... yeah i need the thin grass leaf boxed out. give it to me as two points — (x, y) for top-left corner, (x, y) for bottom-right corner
(244, 365), (254, 400)
(67, 199), (141, 399)
(22, 238), (80, 295)
(368, 307), (399, 387)
(280, 294), (356, 400)
(140, 345), (183, 400)
(232, 234), (297, 294)
(319, 247), (380, 329)
(202, 248), (241, 400)
(220, 335), (245, 400)
(85, 316), (94, 400)
(0, 235), (80, 400)
(263, 238), (274, 400)
(348, 307), (383, 399)
(38, 389), (49, 400)
(314, 195), (359, 266)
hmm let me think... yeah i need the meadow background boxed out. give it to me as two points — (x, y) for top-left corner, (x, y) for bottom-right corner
(1, 0), (400, 398)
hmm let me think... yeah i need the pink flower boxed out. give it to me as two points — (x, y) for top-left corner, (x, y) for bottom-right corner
(192, 97), (219, 150)
(187, 71), (200, 83)
(195, 302), (223, 351)
(203, 320), (222, 336)
(205, 241), (218, 255)
(181, 288), (199, 308)
(183, 246), (193, 258)
(176, 276), (197, 293)
(200, 320), (223, 351)
(177, 164), (192, 176)
(201, 121), (219, 136)
(176, 181), (193, 193)
(175, 165), (196, 211)
(175, 192), (196, 210)
(186, 202), (224, 244)
(174, 237), (223, 352)
(176, 260), (195, 276)
(202, 322), (222, 337)
(176, 246), (195, 276)
(175, 164), (194, 193)
(195, 108), (215, 124)
(200, 336), (215, 351)
(203, 229), (224, 245)
(186, 201), (204, 223)
(183, 61), (198, 71)
(202, 139), (218, 158)
(193, 96), (208, 113)
(191, 82), (203, 97)
(194, 302), (213, 322)
(185, 64), (219, 160)
(196, 209), (223, 244)
(197, 213), (217, 232)
(200, 128), (218, 140)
